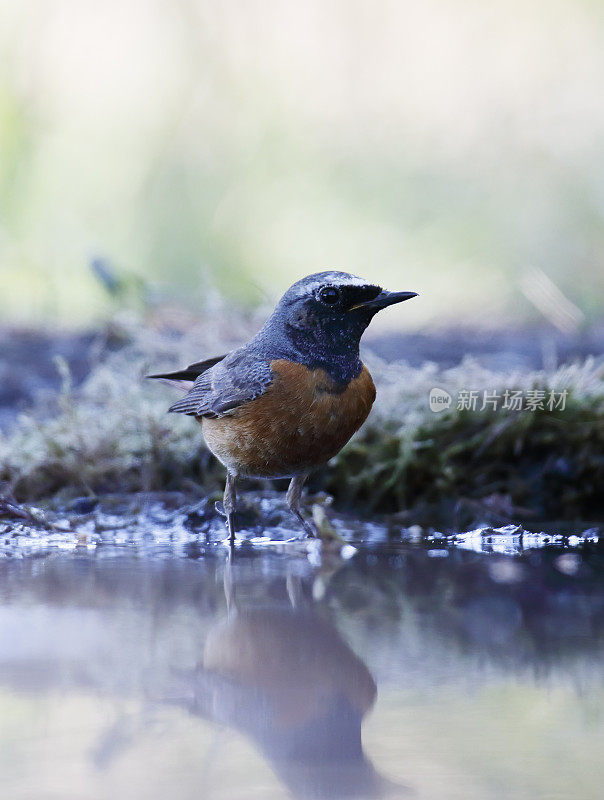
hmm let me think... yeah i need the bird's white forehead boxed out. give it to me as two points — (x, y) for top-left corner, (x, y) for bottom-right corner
(291, 271), (374, 297)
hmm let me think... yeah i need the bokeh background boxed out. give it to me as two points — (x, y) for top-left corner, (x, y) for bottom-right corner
(1, 0), (603, 330)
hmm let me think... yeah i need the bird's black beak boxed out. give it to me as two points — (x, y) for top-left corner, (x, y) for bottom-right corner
(349, 290), (418, 313)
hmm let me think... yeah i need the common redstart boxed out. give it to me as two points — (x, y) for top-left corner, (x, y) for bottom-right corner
(148, 272), (418, 541)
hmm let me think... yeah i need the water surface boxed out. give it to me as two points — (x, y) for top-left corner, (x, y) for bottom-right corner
(0, 507), (602, 800)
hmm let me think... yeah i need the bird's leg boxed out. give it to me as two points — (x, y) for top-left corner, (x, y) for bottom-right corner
(286, 472), (317, 538)
(222, 471), (237, 545)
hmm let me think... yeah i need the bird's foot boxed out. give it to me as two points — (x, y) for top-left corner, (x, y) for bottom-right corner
(303, 519), (319, 538)
(291, 510), (318, 539)
(215, 501), (236, 547)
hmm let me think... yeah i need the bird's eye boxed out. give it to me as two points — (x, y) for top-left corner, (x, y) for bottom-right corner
(318, 286), (341, 305)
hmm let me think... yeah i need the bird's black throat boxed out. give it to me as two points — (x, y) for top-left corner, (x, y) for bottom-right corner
(258, 310), (369, 386)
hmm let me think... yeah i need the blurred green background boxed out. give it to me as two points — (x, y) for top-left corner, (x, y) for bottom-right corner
(1, 0), (603, 329)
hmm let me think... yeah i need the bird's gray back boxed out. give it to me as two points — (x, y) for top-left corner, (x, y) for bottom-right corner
(168, 342), (274, 418)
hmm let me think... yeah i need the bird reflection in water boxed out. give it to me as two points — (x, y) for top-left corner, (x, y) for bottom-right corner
(167, 568), (402, 799)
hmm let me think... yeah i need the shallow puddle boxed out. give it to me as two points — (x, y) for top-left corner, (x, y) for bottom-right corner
(0, 498), (602, 799)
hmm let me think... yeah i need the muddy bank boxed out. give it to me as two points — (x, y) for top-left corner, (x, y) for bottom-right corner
(0, 491), (599, 559)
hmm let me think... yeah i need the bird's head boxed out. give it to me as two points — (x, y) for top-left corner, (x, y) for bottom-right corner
(261, 271), (418, 376)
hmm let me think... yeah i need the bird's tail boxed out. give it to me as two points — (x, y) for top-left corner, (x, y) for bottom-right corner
(146, 354), (226, 382)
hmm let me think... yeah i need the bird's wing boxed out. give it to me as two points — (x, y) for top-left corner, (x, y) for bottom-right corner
(167, 348), (274, 418)
(146, 354), (227, 382)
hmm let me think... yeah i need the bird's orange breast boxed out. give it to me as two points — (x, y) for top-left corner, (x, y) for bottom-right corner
(200, 360), (376, 478)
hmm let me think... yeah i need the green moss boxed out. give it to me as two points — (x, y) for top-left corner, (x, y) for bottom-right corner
(326, 357), (604, 521)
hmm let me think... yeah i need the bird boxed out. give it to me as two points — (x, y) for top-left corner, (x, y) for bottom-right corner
(148, 271), (418, 542)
